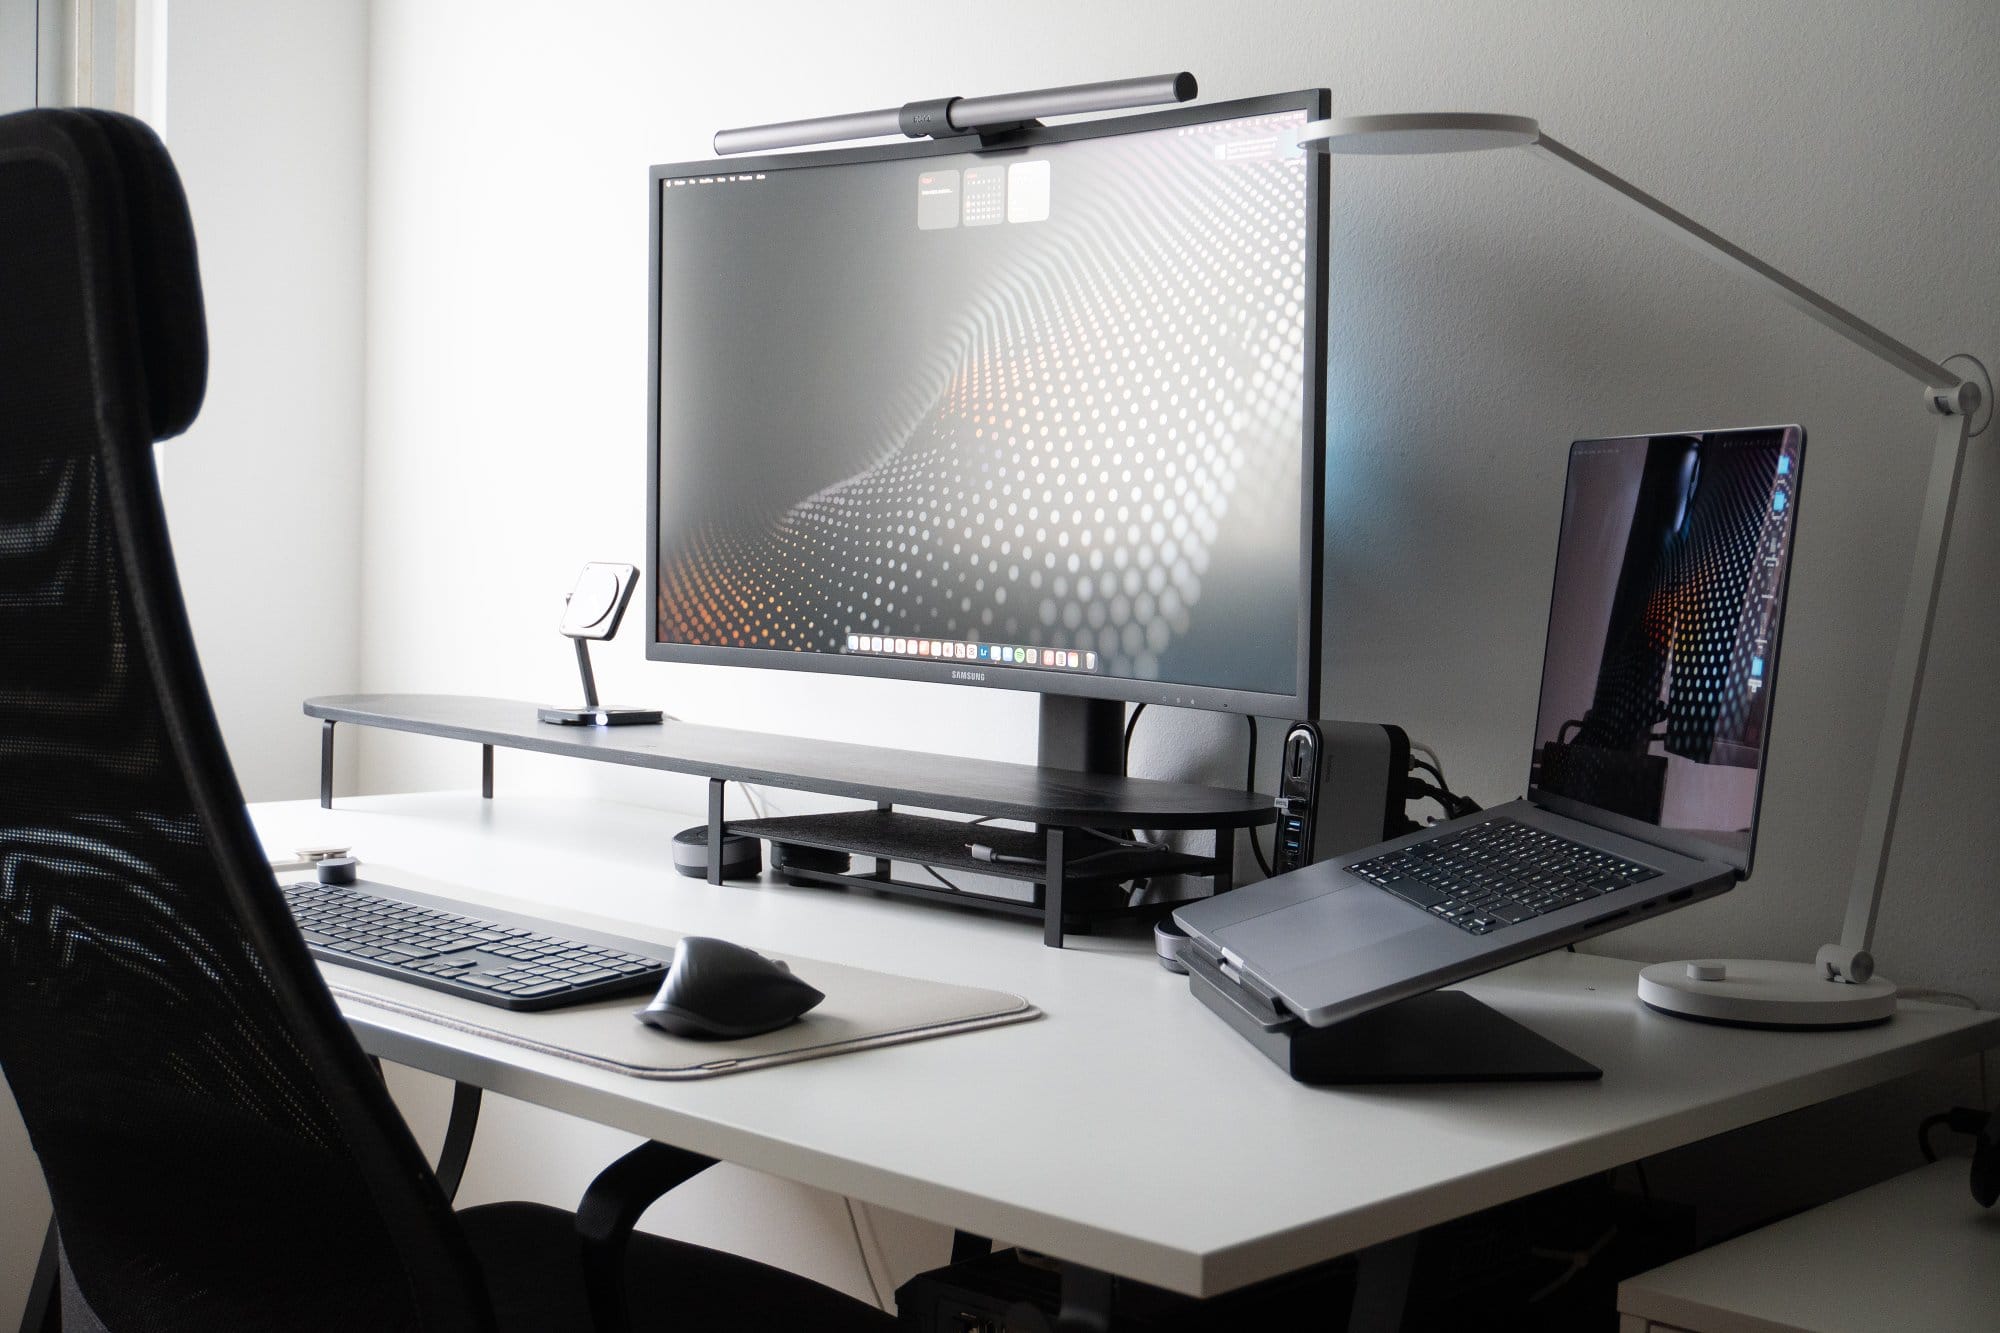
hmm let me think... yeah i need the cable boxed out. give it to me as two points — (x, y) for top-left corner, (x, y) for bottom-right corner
(1122, 702), (1148, 767)
(1245, 716), (1272, 879)
(665, 712), (775, 822)
(1920, 1106), (1991, 1162)
(1408, 776), (1482, 822)
(1408, 740), (1446, 784)
(923, 864), (965, 893)
(1921, 1112), (1950, 1163)
(841, 1197), (892, 1312)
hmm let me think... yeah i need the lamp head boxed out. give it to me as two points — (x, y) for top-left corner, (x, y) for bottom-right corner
(1297, 112), (1540, 156)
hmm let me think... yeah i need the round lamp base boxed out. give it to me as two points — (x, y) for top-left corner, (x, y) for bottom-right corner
(1637, 959), (1897, 1029)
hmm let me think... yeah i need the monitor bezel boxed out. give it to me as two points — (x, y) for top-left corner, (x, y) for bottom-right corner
(645, 89), (1329, 720)
(1527, 425), (1806, 877)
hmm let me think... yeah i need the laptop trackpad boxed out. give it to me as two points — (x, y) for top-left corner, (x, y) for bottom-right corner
(1214, 883), (1427, 968)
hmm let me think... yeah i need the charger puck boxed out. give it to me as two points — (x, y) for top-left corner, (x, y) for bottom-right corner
(671, 826), (762, 881)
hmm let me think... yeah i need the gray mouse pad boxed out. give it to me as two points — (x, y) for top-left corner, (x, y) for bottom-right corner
(317, 877), (1038, 1079)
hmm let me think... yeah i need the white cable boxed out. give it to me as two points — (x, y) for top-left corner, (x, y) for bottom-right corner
(1409, 741), (1447, 785)
(842, 1197), (893, 1311)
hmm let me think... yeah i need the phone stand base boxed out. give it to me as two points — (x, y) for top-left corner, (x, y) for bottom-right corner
(537, 705), (664, 727)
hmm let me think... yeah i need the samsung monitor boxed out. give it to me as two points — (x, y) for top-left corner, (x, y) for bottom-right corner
(647, 90), (1329, 767)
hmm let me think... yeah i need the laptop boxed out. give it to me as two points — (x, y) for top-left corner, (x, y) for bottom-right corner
(1176, 425), (1805, 1029)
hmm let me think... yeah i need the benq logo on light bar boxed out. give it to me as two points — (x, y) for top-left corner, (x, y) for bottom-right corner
(951, 669), (986, 682)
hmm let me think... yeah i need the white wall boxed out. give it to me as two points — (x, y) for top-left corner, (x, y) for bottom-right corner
(158, 0), (369, 802)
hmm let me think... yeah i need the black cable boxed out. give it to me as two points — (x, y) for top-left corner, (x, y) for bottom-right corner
(1921, 1111), (1950, 1163)
(1920, 1107), (1991, 1162)
(923, 865), (964, 894)
(1408, 776), (1483, 822)
(1122, 703), (1148, 767)
(1411, 756), (1447, 789)
(1245, 715), (1273, 879)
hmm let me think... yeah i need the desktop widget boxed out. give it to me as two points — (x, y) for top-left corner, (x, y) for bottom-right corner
(845, 634), (1097, 673)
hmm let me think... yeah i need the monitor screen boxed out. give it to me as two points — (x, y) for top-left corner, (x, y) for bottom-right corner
(647, 92), (1327, 715)
(1529, 426), (1804, 870)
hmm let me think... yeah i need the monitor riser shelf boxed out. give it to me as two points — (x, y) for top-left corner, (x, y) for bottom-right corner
(305, 694), (1276, 947)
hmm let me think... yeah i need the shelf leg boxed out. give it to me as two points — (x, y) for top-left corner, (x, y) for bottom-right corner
(481, 744), (494, 799)
(320, 719), (336, 809)
(1212, 825), (1235, 895)
(874, 801), (893, 878)
(706, 779), (726, 884)
(1043, 826), (1067, 948)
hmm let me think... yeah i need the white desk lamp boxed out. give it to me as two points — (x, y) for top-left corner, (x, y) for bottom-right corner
(1299, 112), (1991, 1028)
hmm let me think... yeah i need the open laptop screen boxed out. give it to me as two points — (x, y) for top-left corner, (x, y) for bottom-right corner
(1528, 426), (1804, 873)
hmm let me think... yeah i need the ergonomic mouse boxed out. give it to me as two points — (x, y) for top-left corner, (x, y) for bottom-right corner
(636, 935), (824, 1039)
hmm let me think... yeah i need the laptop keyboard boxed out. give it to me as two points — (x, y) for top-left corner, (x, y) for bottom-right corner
(1347, 817), (1660, 936)
(282, 880), (672, 1011)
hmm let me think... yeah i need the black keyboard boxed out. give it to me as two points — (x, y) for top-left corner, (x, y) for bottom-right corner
(1348, 817), (1659, 936)
(282, 879), (674, 1011)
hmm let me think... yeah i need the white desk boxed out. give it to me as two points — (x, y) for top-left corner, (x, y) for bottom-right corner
(251, 792), (2000, 1309)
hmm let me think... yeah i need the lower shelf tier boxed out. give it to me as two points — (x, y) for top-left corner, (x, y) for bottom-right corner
(727, 809), (1213, 887)
(723, 808), (1226, 944)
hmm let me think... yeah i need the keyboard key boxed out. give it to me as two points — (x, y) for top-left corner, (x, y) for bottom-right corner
(1349, 818), (1660, 938)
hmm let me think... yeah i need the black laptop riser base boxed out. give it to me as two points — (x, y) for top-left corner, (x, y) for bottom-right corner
(1185, 947), (1601, 1085)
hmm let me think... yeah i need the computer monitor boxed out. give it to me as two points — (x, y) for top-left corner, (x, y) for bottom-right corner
(647, 91), (1330, 771)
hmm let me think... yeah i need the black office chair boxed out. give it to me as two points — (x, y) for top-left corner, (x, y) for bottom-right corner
(0, 107), (894, 1333)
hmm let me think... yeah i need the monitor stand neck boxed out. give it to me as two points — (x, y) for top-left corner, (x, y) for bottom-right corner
(1037, 695), (1125, 777)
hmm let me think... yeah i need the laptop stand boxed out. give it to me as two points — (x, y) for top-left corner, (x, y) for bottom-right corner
(1185, 947), (1601, 1085)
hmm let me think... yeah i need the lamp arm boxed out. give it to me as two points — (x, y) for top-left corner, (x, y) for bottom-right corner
(1831, 406), (1972, 965)
(1526, 135), (1962, 398)
(1528, 132), (1989, 980)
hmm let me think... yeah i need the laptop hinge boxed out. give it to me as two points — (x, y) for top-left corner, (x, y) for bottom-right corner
(1186, 936), (1286, 1012)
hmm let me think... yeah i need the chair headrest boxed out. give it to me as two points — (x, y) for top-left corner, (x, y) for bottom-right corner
(0, 108), (207, 443)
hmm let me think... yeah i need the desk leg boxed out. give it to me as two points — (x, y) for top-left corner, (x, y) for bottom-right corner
(1043, 826), (1068, 949)
(320, 719), (336, 809)
(706, 778), (725, 885)
(1054, 1263), (1113, 1333)
(434, 1082), (483, 1203)
(481, 744), (494, 799)
(1347, 1232), (1418, 1333)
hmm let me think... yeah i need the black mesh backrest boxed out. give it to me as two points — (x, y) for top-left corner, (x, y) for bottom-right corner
(0, 109), (493, 1332)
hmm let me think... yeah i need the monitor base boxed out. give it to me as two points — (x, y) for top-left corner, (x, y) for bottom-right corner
(1637, 959), (1897, 1029)
(537, 705), (664, 726)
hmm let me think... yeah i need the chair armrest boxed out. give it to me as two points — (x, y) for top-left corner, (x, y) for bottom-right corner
(575, 1140), (717, 1333)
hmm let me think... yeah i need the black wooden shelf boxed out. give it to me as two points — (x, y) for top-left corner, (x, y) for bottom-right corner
(731, 810), (1213, 886)
(305, 694), (1273, 946)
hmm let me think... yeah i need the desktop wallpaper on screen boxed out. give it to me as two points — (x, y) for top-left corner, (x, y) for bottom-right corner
(652, 106), (1313, 697)
(1531, 427), (1803, 861)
